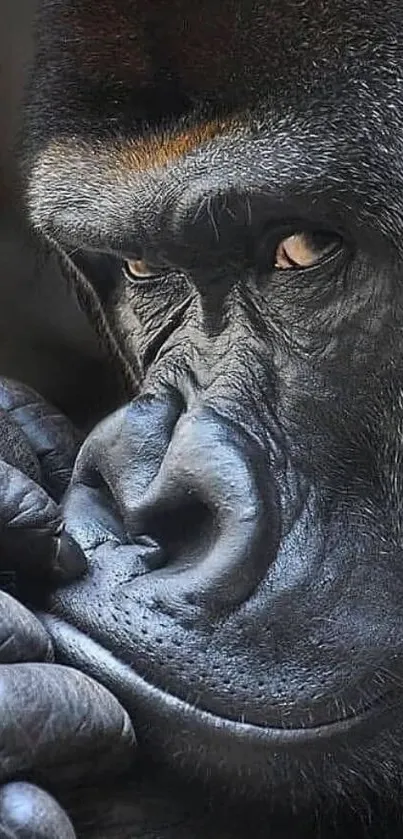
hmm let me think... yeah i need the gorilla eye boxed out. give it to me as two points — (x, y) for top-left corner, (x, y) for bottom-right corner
(124, 258), (161, 280)
(274, 231), (341, 270)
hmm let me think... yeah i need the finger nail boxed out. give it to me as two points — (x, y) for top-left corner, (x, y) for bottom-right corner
(53, 529), (87, 582)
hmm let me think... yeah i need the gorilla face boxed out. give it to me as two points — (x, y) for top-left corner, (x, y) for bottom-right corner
(26, 0), (403, 812)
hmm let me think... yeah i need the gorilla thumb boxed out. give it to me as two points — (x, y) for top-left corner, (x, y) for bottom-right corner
(0, 459), (86, 587)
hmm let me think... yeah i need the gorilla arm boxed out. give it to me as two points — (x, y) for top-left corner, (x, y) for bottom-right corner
(0, 378), (136, 838)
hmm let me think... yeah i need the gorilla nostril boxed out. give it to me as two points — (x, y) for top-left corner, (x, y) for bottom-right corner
(138, 495), (215, 567)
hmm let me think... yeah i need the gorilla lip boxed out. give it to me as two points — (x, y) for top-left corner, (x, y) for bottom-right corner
(40, 613), (390, 753)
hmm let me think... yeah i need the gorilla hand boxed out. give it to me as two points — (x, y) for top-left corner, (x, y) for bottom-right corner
(0, 594), (136, 838)
(0, 378), (137, 838)
(0, 377), (84, 586)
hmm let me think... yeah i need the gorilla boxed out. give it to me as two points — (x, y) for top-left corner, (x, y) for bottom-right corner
(1, 0), (403, 836)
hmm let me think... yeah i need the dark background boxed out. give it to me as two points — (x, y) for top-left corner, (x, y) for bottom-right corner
(0, 1), (117, 425)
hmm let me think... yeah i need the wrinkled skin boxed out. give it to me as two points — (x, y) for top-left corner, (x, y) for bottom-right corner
(6, 0), (403, 835)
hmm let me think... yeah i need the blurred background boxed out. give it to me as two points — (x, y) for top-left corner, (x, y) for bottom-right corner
(0, 2), (119, 425)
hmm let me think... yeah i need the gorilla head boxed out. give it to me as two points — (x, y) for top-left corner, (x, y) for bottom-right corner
(24, 0), (403, 818)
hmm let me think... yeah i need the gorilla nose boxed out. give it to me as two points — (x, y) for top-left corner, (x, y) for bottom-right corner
(127, 407), (279, 612)
(72, 396), (279, 615)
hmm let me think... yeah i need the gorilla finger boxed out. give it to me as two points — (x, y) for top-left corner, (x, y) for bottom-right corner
(0, 782), (76, 839)
(0, 591), (53, 663)
(0, 411), (41, 485)
(0, 379), (81, 501)
(0, 459), (85, 583)
(0, 663), (136, 785)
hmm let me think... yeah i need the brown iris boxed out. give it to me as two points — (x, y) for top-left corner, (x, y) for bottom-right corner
(125, 258), (158, 279)
(274, 232), (341, 270)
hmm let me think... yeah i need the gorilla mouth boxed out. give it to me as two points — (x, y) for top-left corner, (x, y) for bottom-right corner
(41, 612), (390, 764)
